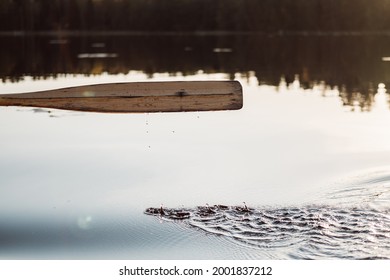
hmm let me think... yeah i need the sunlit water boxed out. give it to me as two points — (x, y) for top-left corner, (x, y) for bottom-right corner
(1, 72), (390, 259)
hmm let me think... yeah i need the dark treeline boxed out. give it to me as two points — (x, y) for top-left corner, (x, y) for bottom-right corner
(1, 0), (390, 32)
(3, 35), (389, 86)
(1, 34), (390, 111)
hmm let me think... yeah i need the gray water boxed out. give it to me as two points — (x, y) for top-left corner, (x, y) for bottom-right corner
(1, 72), (390, 259)
(143, 165), (390, 260)
(146, 205), (390, 259)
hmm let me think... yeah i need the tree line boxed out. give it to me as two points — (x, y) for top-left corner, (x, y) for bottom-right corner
(1, 0), (390, 32)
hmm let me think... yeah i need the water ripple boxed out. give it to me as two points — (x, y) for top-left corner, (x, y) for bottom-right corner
(145, 204), (390, 259)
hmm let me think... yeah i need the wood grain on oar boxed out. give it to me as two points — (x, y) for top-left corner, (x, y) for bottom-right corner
(0, 81), (243, 113)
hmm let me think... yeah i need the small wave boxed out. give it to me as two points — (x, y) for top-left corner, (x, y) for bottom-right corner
(323, 167), (390, 209)
(145, 204), (390, 259)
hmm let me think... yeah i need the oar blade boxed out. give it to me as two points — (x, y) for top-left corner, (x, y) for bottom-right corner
(0, 81), (243, 113)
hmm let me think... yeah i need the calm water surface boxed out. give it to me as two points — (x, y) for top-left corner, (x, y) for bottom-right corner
(1, 36), (390, 259)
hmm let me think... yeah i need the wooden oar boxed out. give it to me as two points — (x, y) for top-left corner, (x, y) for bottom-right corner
(0, 81), (243, 113)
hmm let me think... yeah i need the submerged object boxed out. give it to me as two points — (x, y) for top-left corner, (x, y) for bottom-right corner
(145, 207), (165, 215)
(214, 204), (229, 210)
(0, 81), (243, 113)
(197, 203), (217, 216)
(144, 206), (191, 220)
(145, 202), (253, 220)
(233, 202), (252, 213)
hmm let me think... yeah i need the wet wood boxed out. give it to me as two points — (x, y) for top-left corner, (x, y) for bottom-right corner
(0, 81), (243, 113)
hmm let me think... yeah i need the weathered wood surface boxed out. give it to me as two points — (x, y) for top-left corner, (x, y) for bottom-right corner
(0, 81), (243, 113)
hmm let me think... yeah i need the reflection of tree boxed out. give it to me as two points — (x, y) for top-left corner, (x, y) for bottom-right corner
(336, 85), (376, 112)
(1, 34), (390, 111)
(2, 1), (390, 111)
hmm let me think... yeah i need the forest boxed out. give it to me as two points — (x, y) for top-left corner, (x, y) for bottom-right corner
(1, 0), (390, 33)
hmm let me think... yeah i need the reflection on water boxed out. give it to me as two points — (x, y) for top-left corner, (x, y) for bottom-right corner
(2, 69), (390, 259)
(2, 34), (390, 111)
(77, 53), (118, 59)
(274, 73), (389, 112)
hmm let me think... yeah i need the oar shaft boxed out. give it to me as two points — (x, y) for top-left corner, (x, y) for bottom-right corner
(0, 81), (243, 113)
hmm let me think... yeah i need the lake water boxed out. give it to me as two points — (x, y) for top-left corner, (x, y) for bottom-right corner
(1, 35), (390, 259)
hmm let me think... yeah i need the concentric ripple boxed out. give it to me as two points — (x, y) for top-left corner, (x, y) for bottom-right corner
(145, 204), (390, 259)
